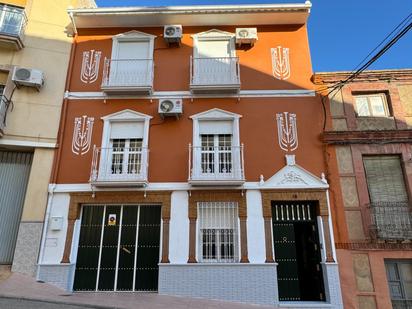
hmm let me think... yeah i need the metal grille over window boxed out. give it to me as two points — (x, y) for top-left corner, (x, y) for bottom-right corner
(197, 202), (239, 263)
(363, 156), (412, 240)
(111, 138), (143, 175)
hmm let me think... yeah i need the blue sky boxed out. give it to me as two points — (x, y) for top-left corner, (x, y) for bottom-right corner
(96, 0), (412, 72)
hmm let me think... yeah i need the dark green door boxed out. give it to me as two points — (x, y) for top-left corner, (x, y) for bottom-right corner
(73, 205), (161, 292)
(272, 201), (325, 301)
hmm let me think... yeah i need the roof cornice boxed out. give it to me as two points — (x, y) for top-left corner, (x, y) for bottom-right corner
(68, 2), (312, 29)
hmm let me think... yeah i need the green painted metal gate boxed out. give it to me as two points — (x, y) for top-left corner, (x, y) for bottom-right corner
(272, 201), (325, 301)
(73, 204), (161, 291)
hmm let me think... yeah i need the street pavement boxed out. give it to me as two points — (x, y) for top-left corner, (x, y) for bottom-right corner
(0, 298), (99, 309)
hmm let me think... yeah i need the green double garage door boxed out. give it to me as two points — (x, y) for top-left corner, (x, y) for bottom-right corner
(73, 205), (161, 291)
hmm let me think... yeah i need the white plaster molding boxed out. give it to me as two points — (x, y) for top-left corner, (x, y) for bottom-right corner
(0, 139), (57, 149)
(65, 89), (316, 100)
(260, 155), (329, 189)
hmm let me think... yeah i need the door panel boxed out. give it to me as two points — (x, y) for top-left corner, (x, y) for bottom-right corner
(116, 206), (138, 291)
(98, 206), (121, 291)
(73, 206), (104, 291)
(135, 206), (161, 291)
(272, 201), (325, 302)
(73, 204), (161, 292)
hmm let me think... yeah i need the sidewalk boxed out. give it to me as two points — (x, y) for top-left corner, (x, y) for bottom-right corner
(0, 273), (273, 309)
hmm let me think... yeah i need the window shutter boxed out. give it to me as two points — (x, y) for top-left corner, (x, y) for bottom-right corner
(199, 120), (233, 135)
(363, 156), (408, 203)
(110, 122), (144, 139)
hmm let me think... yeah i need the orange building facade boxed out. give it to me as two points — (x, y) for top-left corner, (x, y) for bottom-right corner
(36, 3), (344, 307)
(315, 69), (412, 309)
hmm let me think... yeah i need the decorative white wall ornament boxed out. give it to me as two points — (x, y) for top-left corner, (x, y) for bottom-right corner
(72, 116), (94, 155)
(271, 46), (291, 80)
(276, 112), (298, 152)
(80, 50), (102, 84)
(278, 170), (307, 185)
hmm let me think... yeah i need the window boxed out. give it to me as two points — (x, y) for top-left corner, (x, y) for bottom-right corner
(354, 93), (390, 117)
(385, 260), (412, 309)
(200, 134), (232, 174)
(0, 5), (25, 37)
(110, 138), (143, 175)
(197, 202), (239, 263)
(189, 108), (244, 184)
(91, 110), (152, 185)
(363, 156), (411, 239)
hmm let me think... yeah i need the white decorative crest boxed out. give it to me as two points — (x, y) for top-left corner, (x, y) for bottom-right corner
(271, 46), (290, 80)
(72, 116), (94, 155)
(276, 112), (298, 152)
(278, 170), (307, 185)
(80, 50), (101, 84)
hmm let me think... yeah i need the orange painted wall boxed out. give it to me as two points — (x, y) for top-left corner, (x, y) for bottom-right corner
(56, 23), (323, 184)
(70, 25), (314, 92)
(56, 96), (326, 184)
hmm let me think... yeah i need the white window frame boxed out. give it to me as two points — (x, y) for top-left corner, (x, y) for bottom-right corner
(111, 30), (156, 60)
(354, 93), (390, 117)
(100, 109), (152, 180)
(196, 201), (240, 263)
(190, 108), (242, 180)
(192, 29), (236, 58)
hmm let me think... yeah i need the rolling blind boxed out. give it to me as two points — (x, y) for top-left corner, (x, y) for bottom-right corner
(363, 156), (408, 203)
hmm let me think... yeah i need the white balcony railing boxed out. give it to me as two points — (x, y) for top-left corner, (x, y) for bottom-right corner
(0, 5), (26, 49)
(90, 145), (149, 187)
(190, 56), (240, 93)
(101, 58), (154, 94)
(188, 144), (245, 185)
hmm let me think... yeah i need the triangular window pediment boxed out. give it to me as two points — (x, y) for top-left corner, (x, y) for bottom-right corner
(190, 108), (241, 120)
(192, 29), (235, 39)
(113, 30), (156, 40)
(102, 109), (152, 122)
(261, 155), (328, 189)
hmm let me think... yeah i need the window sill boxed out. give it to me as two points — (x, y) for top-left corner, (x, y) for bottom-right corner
(279, 301), (332, 308)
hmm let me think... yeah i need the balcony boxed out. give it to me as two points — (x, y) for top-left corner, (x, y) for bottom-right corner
(190, 56), (240, 94)
(188, 144), (245, 186)
(0, 95), (10, 136)
(90, 145), (149, 187)
(0, 5), (27, 50)
(101, 58), (154, 94)
(367, 201), (412, 240)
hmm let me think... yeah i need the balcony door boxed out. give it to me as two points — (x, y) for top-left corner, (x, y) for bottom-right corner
(194, 38), (236, 85)
(111, 40), (151, 86)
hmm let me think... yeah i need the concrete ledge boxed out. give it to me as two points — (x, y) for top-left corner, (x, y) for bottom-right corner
(159, 263), (278, 306)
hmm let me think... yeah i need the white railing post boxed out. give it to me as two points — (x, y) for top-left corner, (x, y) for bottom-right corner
(188, 143), (192, 181)
(240, 143), (245, 180)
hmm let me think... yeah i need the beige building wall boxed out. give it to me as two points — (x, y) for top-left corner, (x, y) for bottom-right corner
(0, 0), (95, 276)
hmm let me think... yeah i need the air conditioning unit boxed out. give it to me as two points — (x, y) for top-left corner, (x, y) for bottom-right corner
(158, 98), (183, 118)
(12, 67), (44, 90)
(236, 28), (258, 46)
(164, 25), (183, 44)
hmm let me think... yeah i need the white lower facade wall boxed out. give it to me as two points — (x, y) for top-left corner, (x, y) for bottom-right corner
(36, 188), (343, 308)
(159, 263), (278, 306)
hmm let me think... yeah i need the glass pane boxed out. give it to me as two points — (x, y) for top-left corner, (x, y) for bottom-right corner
(400, 263), (412, 281)
(0, 6), (23, 36)
(355, 97), (370, 116)
(387, 263), (400, 281)
(403, 282), (412, 299)
(370, 96), (387, 116)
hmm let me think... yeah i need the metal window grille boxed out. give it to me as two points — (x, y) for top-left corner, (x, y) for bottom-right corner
(200, 134), (232, 174)
(197, 201), (239, 263)
(111, 138), (143, 175)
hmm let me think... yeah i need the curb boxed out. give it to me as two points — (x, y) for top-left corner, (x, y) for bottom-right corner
(0, 294), (121, 309)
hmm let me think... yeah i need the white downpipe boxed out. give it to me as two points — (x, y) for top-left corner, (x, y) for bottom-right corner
(36, 183), (56, 280)
(326, 189), (337, 262)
